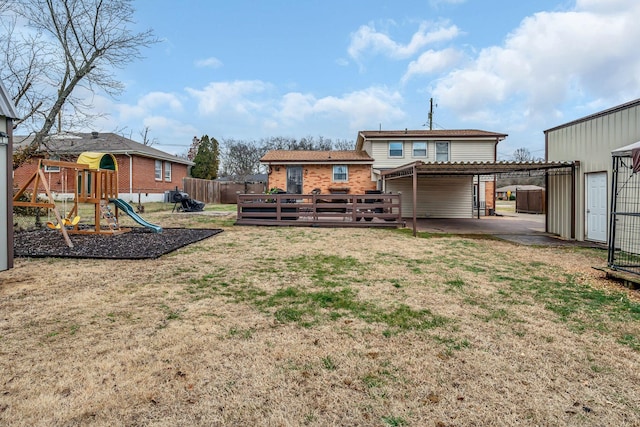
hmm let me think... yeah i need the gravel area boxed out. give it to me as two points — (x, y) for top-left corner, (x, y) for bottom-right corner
(13, 227), (223, 259)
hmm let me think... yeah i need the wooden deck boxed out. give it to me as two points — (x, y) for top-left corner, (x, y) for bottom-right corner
(236, 193), (404, 228)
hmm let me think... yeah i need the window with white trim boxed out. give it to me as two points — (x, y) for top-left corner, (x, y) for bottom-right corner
(412, 141), (427, 157)
(155, 160), (162, 180)
(435, 141), (450, 162)
(333, 165), (348, 182)
(164, 161), (172, 182)
(44, 155), (60, 172)
(388, 141), (403, 157)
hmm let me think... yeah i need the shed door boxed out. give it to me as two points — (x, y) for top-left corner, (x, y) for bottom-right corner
(586, 172), (607, 242)
(286, 166), (303, 194)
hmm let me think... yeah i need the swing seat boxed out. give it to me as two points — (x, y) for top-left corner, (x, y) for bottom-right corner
(48, 216), (80, 230)
(63, 216), (81, 227)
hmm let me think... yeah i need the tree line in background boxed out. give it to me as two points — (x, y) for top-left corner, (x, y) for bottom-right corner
(187, 135), (355, 181)
(497, 147), (546, 188)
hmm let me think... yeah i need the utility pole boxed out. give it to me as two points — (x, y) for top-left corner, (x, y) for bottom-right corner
(427, 97), (436, 130)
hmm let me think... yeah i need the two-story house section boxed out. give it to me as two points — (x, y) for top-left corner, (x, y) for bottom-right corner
(356, 129), (507, 219)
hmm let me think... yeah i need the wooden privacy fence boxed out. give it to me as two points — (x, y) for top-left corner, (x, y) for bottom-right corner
(182, 178), (267, 204)
(516, 189), (546, 214)
(236, 193), (403, 228)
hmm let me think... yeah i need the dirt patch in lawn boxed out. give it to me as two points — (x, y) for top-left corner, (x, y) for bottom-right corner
(1, 223), (639, 426)
(13, 227), (223, 259)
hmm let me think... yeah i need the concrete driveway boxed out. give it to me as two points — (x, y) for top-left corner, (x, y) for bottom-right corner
(414, 213), (604, 248)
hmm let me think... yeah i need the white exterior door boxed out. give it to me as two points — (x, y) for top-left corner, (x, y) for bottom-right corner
(586, 172), (607, 242)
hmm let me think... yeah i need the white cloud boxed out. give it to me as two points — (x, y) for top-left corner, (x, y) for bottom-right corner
(277, 87), (405, 131)
(279, 92), (316, 122)
(432, 0), (640, 124)
(186, 80), (273, 115)
(348, 21), (460, 61)
(117, 92), (183, 118)
(195, 57), (223, 69)
(575, 0), (630, 13)
(401, 48), (465, 83)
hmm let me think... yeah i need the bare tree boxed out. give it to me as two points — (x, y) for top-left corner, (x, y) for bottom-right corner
(139, 126), (156, 146)
(220, 138), (265, 179)
(332, 138), (356, 150)
(4, 0), (158, 168)
(513, 147), (536, 162)
(218, 135), (357, 179)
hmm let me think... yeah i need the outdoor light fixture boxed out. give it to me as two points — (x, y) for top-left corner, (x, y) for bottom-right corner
(0, 131), (8, 145)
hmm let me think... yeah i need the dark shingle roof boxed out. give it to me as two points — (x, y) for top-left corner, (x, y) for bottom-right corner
(14, 132), (193, 165)
(359, 129), (508, 139)
(260, 150), (373, 163)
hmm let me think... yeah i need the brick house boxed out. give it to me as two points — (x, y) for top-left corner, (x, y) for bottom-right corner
(260, 150), (375, 195)
(260, 130), (509, 218)
(14, 132), (193, 202)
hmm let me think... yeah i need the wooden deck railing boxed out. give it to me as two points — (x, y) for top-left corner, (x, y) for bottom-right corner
(236, 193), (403, 228)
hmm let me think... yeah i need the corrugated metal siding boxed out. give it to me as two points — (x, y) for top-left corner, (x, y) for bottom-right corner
(547, 103), (640, 241)
(0, 117), (8, 271)
(386, 176), (472, 218)
(0, 143), (7, 271)
(547, 174), (573, 239)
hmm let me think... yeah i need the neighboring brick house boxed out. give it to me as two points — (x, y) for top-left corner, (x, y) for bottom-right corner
(260, 150), (375, 195)
(14, 132), (193, 202)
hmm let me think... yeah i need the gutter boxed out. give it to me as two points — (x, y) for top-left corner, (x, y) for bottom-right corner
(125, 152), (133, 196)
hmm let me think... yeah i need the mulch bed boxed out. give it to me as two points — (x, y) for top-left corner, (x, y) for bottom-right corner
(14, 227), (223, 260)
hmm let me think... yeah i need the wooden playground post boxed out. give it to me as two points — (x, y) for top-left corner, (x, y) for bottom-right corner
(13, 154), (125, 243)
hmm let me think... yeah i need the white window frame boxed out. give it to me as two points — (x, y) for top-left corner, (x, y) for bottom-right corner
(333, 165), (348, 182)
(388, 141), (404, 158)
(164, 161), (172, 182)
(412, 141), (427, 158)
(155, 160), (162, 181)
(44, 155), (60, 172)
(435, 141), (450, 162)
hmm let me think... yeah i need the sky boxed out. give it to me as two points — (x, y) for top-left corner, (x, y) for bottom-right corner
(80, 0), (640, 159)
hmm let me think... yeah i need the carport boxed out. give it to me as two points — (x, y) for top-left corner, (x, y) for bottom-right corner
(381, 160), (576, 236)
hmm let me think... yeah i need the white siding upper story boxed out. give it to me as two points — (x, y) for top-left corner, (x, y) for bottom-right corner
(366, 139), (496, 170)
(545, 99), (640, 241)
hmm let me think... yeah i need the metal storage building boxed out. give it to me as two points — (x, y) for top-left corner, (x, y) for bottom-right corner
(1, 81), (19, 271)
(545, 99), (640, 242)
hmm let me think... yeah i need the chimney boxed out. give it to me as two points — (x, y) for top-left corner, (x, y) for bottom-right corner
(91, 131), (99, 139)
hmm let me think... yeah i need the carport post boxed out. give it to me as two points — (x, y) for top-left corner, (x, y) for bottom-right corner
(477, 174), (480, 219)
(412, 164), (417, 237)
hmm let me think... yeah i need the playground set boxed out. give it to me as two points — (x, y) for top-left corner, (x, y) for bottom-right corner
(13, 152), (162, 248)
